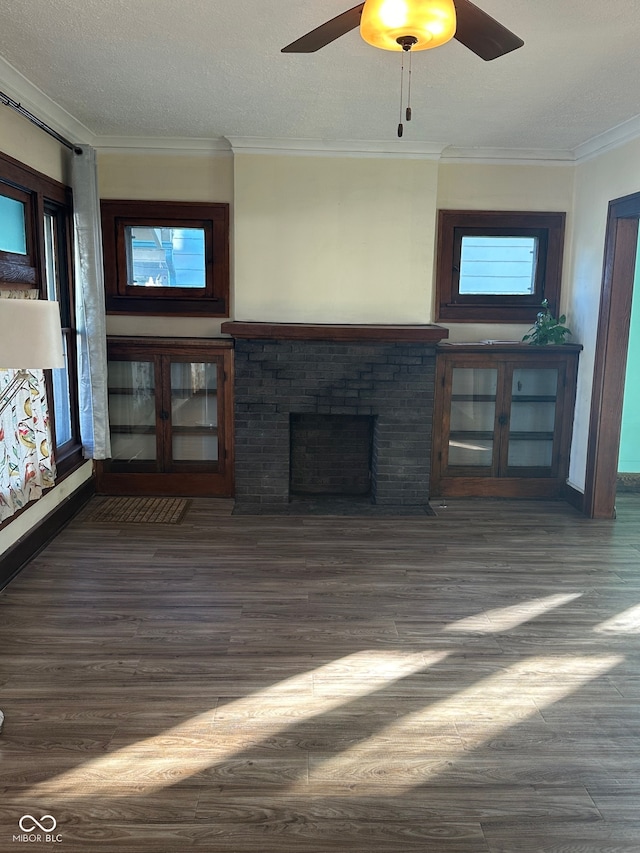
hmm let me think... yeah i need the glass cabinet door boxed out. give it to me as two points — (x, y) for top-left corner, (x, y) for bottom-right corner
(101, 339), (233, 496)
(448, 367), (498, 469)
(507, 367), (558, 471)
(169, 360), (219, 466)
(107, 359), (157, 467)
(431, 346), (580, 499)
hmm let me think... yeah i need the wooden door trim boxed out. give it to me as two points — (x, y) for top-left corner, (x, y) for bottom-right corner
(584, 193), (640, 518)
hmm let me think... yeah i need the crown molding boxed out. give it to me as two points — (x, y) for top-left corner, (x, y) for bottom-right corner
(3, 44), (640, 167)
(441, 146), (575, 166)
(93, 136), (232, 156)
(573, 113), (640, 164)
(0, 54), (94, 146)
(92, 128), (640, 164)
(226, 136), (445, 159)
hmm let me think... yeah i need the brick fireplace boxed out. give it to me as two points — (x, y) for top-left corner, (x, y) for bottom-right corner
(221, 323), (448, 512)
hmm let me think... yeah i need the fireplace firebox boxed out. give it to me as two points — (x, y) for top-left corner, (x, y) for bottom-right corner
(290, 413), (375, 497)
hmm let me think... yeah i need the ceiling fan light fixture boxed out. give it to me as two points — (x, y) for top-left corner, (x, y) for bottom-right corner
(360, 0), (457, 51)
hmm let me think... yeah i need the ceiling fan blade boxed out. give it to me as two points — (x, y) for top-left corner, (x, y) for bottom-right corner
(282, 4), (365, 53)
(453, 0), (523, 60)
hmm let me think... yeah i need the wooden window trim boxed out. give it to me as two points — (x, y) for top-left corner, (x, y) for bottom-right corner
(101, 200), (230, 316)
(0, 150), (68, 291)
(435, 210), (566, 323)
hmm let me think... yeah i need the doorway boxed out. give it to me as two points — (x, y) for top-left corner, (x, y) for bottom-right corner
(618, 237), (640, 494)
(584, 192), (640, 518)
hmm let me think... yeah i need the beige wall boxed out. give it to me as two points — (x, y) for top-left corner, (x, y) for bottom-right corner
(0, 105), (69, 184)
(0, 465), (92, 556)
(97, 150), (234, 338)
(565, 137), (640, 491)
(98, 151), (234, 202)
(0, 109), (92, 558)
(233, 153), (439, 324)
(437, 162), (575, 212)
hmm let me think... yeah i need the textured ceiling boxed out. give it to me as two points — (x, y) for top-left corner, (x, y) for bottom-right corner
(1, 0), (640, 152)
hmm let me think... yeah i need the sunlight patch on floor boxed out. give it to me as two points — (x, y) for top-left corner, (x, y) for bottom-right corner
(303, 654), (624, 790)
(443, 593), (583, 634)
(23, 649), (447, 800)
(594, 602), (640, 634)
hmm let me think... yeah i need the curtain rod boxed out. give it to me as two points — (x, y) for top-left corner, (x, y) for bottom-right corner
(0, 90), (83, 155)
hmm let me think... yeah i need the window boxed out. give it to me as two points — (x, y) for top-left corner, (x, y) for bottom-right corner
(0, 150), (82, 479)
(0, 192), (28, 254)
(435, 211), (566, 323)
(101, 200), (230, 316)
(459, 235), (538, 296)
(43, 203), (80, 470)
(0, 182), (36, 286)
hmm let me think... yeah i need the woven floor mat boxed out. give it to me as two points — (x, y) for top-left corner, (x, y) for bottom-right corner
(84, 496), (190, 524)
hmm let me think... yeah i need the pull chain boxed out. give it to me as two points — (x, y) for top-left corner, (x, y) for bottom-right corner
(396, 36), (417, 138)
(406, 48), (413, 122)
(398, 51), (405, 138)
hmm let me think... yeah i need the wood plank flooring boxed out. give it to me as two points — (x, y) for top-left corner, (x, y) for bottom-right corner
(1, 495), (639, 852)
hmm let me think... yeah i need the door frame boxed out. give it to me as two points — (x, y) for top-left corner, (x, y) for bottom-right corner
(583, 192), (640, 518)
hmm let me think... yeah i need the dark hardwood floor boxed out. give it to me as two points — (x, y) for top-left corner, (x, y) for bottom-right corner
(1, 495), (639, 852)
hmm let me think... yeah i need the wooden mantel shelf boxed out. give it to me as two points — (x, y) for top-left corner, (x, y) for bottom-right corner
(220, 322), (449, 343)
(437, 341), (583, 354)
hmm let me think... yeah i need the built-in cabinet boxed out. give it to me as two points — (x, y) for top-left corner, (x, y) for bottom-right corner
(431, 343), (581, 498)
(96, 337), (234, 496)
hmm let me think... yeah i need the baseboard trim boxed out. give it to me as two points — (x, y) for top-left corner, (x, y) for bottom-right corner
(563, 482), (585, 514)
(0, 477), (95, 590)
(617, 473), (640, 493)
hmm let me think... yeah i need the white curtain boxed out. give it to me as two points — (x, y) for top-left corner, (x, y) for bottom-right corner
(71, 145), (111, 459)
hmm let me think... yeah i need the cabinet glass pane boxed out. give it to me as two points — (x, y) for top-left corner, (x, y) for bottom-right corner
(449, 368), (498, 467)
(512, 368), (558, 398)
(108, 360), (156, 462)
(508, 368), (557, 469)
(449, 438), (494, 467)
(508, 439), (553, 468)
(451, 400), (496, 432)
(171, 361), (218, 462)
(451, 367), (498, 397)
(510, 401), (556, 432)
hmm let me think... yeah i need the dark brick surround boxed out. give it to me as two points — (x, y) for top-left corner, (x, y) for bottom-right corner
(222, 324), (448, 511)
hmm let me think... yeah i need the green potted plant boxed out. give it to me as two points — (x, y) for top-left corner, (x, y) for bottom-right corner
(523, 299), (572, 346)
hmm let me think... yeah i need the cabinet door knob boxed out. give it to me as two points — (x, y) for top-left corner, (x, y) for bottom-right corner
(498, 414), (509, 426)
(160, 410), (170, 421)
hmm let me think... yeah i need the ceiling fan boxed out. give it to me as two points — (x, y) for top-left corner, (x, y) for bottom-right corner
(282, 0), (524, 62)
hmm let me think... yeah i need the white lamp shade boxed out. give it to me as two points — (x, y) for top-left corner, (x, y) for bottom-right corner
(0, 299), (65, 369)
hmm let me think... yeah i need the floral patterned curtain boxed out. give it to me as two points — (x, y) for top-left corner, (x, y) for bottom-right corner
(0, 293), (56, 522)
